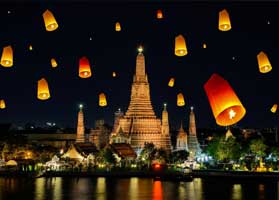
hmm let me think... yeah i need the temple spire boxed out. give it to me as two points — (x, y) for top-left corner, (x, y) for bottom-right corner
(162, 103), (169, 135)
(135, 46), (146, 79)
(76, 104), (85, 143)
(189, 106), (196, 135)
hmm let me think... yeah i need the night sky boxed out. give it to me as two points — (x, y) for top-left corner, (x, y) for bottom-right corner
(0, 1), (278, 129)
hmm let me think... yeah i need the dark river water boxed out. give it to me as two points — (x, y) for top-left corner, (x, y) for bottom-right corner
(0, 177), (278, 200)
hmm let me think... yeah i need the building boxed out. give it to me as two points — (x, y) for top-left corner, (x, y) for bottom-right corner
(187, 107), (201, 158)
(76, 104), (85, 143)
(89, 120), (111, 150)
(176, 122), (188, 151)
(110, 47), (172, 152)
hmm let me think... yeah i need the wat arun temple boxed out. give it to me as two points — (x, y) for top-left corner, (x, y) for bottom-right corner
(110, 47), (172, 153)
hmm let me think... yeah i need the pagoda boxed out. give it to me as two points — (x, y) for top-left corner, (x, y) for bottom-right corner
(110, 47), (172, 152)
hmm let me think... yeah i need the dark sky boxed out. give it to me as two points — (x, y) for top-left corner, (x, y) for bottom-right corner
(0, 1), (278, 129)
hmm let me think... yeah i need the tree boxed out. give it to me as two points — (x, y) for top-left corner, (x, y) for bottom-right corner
(249, 139), (267, 158)
(170, 150), (189, 164)
(139, 142), (156, 168)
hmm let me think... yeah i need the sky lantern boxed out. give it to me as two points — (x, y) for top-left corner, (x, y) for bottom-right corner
(1, 45), (13, 67)
(218, 9), (231, 31)
(174, 34), (187, 56)
(257, 51), (272, 73)
(204, 73), (246, 126)
(43, 9), (59, 31)
(168, 78), (175, 87)
(37, 78), (51, 100)
(177, 93), (185, 106)
(203, 43), (207, 49)
(115, 22), (121, 31)
(0, 100), (6, 109)
(51, 58), (58, 68)
(112, 71), (116, 77)
(79, 56), (92, 78)
(271, 104), (278, 113)
(157, 9), (163, 19)
(99, 93), (107, 107)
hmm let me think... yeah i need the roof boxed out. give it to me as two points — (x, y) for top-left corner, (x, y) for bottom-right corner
(75, 142), (98, 155)
(61, 144), (85, 161)
(109, 143), (137, 159)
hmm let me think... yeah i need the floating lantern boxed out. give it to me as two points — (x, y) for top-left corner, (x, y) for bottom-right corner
(177, 93), (185, 106)
(42, 9), (59, 31)
(218, 9), (231, 31)
(203, 43), (207, 49)
(0, 100), (6, 109)
(115, 22), (121, 31)
(99, 93), (107, 107)
(257, 51), (272, 73)
(157, 9), (163, 19)
(271, 104), (278, 113)
(1, 45), (13, 67)
(175, 35), (187, 56)
(112, 71), (116, 77)
(37, 78), (51, 100)
(51, 58), (58, 68)
(29, 45), (33, 51)
(204, 73), (246, 126)
(79, 56), (92, 78)
(168, 78), (175, 87)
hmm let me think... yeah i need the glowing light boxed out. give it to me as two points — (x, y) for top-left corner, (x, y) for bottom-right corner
(154, 164), (161, 169)
(79, 104), (83, 109)
(229, 109), (236, 119)
(138, 46), (143, 53)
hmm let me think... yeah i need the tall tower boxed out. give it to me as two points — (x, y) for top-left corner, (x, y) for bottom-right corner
(76, 104), (85, 143)
(110, 46), (171, 152)
(161, 103), (169, 135)
(188, 107), (201, 157)
(176, 122), (188, 151)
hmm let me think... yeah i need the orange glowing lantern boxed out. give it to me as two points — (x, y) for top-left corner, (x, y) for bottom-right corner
(203, 43), (207, 49)
(0, 100), (6, 109)
(168, 78), (175, 87)
(175, 35), (187, 56)
(115, 22), (121, 31)
(204, 73), (246, 126)
(218, 9), (231, 31)
(177, 93), (185, 106)
(79, 56), (92, 78)
(99, 93), (107, 107)
(29, 45), (33, 51)
(51, 58), (58, 68)
(37, 78), (51, 100)
(112, 71), (116, 77)
(1, 45), (13, 67)
(271, 104), (278, 113)
(257, 51), (272, 73)
(42, 9), (59, 31)
(157, 9), (163, 19)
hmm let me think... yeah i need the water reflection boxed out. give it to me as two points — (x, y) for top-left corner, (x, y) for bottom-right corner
(231, 184), (242, 200)
(96, 177), (106, 200)
(186, 178), (203, 200)
(152, 180), (163, 200)
(35, 178), (45, 200)
(129, 177), (138, 199)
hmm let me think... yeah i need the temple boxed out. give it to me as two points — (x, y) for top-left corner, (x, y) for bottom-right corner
(187, 107), (201, 158)
(110, 47), (172, 153)
(76, 104), (85, 143)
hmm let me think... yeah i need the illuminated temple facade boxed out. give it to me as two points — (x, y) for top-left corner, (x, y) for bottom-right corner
(110, 48), (172, 152)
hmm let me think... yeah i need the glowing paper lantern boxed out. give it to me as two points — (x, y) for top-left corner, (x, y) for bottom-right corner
(79, 56), (92, 78)
(204, 73), (246, 126)
(218, 9), (231, 31)
(37, 78), (51, 100)
(203, 43), (207, 49)
(177, 93), (185, 106)
(175, 35), (187, 56)
(157, 9), (163, 19)
(99, 93), (107, 107)
(115, 22), (121, 31)
(29, 45), (33, 51)
(271, 104), (278, 113)
(43, 9), (59, 31)
(257, 51), (272, 73)
(0, 100), (6, 109)
(168, 78), (175, 87)
(1, 45), (13, 67)
(112, 71), (116, 77)
(51, 58), (58, 68)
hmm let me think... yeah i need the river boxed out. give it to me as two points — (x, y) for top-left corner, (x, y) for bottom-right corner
(0, 177), (277, 199)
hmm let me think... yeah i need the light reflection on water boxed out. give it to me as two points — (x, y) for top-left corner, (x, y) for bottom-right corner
(0, 177), (278, 200)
